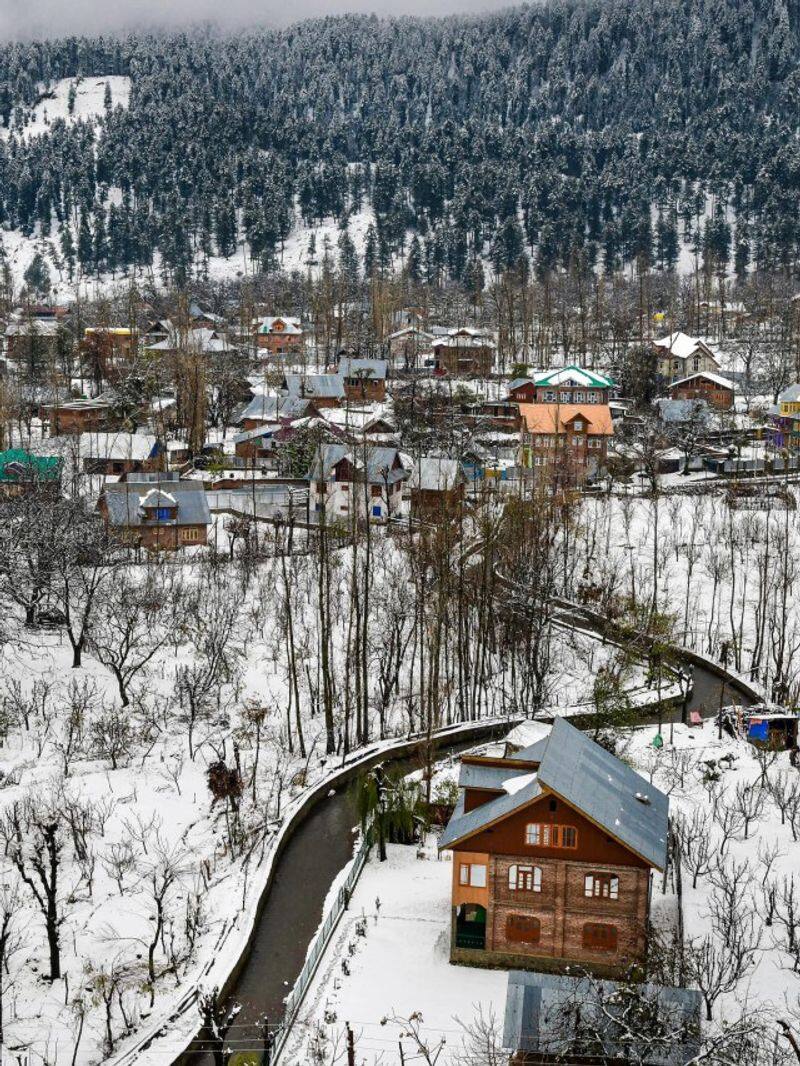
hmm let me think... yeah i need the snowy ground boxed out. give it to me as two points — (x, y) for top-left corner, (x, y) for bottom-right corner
(1, 76), (131, 143)
(290, 721), (800, 1064)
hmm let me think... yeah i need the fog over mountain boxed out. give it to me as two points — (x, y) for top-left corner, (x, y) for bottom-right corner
(0, 0), (517, 40)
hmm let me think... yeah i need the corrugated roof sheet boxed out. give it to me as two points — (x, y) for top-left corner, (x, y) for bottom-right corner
(284, 374), (345, 400)
(438, 776), (543, 849)
(103, 479), (211, 527)
(537, 718), (668, 869)
(502, 971), (701, 1063)
(457, 763), (533, 791)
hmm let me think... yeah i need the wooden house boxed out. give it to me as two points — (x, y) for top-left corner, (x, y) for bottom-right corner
(282, 374), (345, 409)
(668, 371), (734, 410)
(439, 718), (668, 977)
(432, 329), (495, 377)
(98, 473), (211, 550)
(409, 457), (465, 518)
(40, 396), (114, 436)
(79, 432), (161, 476)
(337, 358), (388, 403)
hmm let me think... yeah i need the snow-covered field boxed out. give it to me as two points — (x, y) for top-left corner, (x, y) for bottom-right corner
(291, 721), (800, 1064)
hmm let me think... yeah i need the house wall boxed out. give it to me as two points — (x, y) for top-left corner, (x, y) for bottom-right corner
(656, 350), (719, 383)
(42, 406), (111, 435)
(451, 850), (490, 911)
(532, 386), (608, 405)
(343, 378), (386, 403)
(670, 381), (733, 410)
(255, 331), (304, 354)
(434, 344), (494, 377)
(107, 522), (208, 550)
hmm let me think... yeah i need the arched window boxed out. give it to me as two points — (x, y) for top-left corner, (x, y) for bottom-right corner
(584, 873), (619, 900)
(508, 864), (542, 892)
(506, 914), (541, 944)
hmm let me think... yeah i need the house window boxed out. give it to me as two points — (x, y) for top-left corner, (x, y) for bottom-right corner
(182, 528), (200, 542)
(575, 391), (585, 402)
(544, 390), (556, 402)
(156, 507), (172, 520)
(587, 392), (598, 403)
(525, 824), (578, 849)
(584, 874), (619, 900)
(693, 357), (700, 371)
(506, 914), (541, 944)
(371, 485), (382, 497)
(508, 864), (542, 892)
(372, 505), (382, 518)
(460, 863), (486, 888)
(582, 923), (618, 951)
(588, 439), (602, 449)
(559, 391), (570, 403)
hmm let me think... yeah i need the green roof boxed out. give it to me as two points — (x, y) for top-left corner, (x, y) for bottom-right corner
(0, 449), (62, 483)
(535, 365), (615, 388)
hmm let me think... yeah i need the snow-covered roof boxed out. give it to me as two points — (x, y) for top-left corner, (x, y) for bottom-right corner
(79, 432), (159, 461)
(309, 444), (407, 484)
(284, 374), (345, 400)
(258, 316), (302, 335)
(103, 479), (211, 527)
(338, 357), (388, 380)
(409, 456), (463, 491)
(670, 370), (735, 391)
(653, 331), (711, 360)
(778, 383), (800, 403)
(533, 366), (615, 389)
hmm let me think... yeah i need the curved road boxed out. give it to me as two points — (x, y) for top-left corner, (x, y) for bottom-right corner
(181, 623), (757, 1061)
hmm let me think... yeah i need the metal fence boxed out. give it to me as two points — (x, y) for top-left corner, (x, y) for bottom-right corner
(272, 831), (371, 1064)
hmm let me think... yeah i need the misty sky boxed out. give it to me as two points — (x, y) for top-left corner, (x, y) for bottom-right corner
(0, 0), (517, 41)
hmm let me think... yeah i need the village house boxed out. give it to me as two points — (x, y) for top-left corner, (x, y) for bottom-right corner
(668, 371), (735, 410)
(283, 373), (345, 409)
(431, 328), (496, 377)
(98, 472), (211, 550)
(385, 325), (434, 369)
(79, 432), (162, 476)
(652, 332), (720, 384)
(439, 717), (668, 976)
(408, 457), (465, 518)
(39, 396), (114, 436)
(253, 316), (304, 355)
(508, 367), (615, 406)
(4, 316), (68, 366)
(145, 326), (236, 357)
(238, 393), (319, 431)
(308, 444), (408, 522)
(768, 383), (800, 450)
(0, 449), (62, 496)
(519, 403), (614, 481)
(80, 327), (138, 381)
(337, 357), (389, 403)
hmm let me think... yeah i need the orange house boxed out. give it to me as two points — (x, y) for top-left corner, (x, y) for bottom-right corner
(254, 316), (304, 355)
(519, 403), (614, 481)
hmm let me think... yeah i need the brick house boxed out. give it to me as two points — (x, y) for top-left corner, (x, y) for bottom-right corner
(652, 333), (720, 384)
(509, 367), (615, 406)
(254, 316), (304, 355)
(519, 404), (614, 481)
(337, 358), (388, 403)
(439, 717), (668, 977)
(40, 397), (114, 435)
(668, 371), (735, 410)
(432, 329), (495, 377)
(98, 473), (211, 550)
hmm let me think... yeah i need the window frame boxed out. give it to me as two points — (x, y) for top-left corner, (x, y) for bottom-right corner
(525, 823), (578, 850)
(584, 873), (619, 900)
(508, 863), (542, 893)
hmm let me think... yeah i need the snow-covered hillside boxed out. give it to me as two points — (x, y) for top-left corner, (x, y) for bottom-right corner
(1, 76), (131, 142)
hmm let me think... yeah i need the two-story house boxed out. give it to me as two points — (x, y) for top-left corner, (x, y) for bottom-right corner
(254, 316), (304, 355)
(668, 371), (735, 410)
(508, 368), (615, 406)
(439, 717), (668, 977)
(337, 358), (388, 403)
(519, 404), (613, 481)
(308, 444), (407, 522)
(98, 472), (211, 550)
(652, 333), (720, 384)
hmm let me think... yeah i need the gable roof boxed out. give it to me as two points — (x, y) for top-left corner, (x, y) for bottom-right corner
(308, 444), (407, 484)
(258, 316), (302, 335)
(653, 332), (714, 361)
(518, 403), (614, 436)
(779, 383), (800, 404)
(102, 478), (211, 528)
(534, 366), (615, 389)
(338, 357), (388, 381)
(409, 457), (463, 491)
(239, 393), (315, 424)
(0, 449), (62, 482)
(439, 718), (668, 870)
(670, 370), (735, 391)
(284, 374), (345, 400)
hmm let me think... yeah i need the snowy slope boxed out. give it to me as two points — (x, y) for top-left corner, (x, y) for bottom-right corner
(1, 76), (131, 142)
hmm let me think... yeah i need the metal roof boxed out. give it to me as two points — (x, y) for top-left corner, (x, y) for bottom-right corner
(239, 394), (313, 423)
(457, 762), (533, 791)
(439, 718), (668, 869)
(438, 776), (543, 850)
(103, 479), (211, 528)
(502, 971), (701, 1064)
(338, 357), (388, 380)
(284, 374), (345, 400)
(537, 718), (668, 870)
(308, 444), (407, 485)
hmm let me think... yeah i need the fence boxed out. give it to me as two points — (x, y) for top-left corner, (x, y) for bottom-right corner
(271, 829), (372, 1064)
